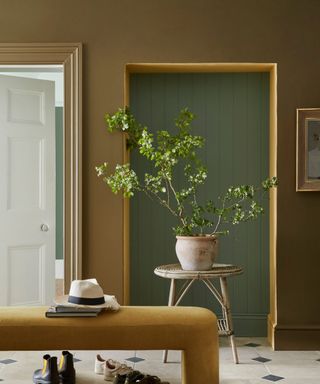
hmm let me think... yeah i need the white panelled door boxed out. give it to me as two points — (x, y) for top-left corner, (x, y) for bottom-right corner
(0, 75), (55, 306)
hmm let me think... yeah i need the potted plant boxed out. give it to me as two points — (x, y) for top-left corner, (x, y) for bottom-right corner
(96, 107), (277, 271)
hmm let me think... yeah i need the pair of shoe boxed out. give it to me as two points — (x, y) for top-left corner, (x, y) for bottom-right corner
(33, 351), (76, 384)
(113, 370), (170, 384)
(95, 354), (134, 381)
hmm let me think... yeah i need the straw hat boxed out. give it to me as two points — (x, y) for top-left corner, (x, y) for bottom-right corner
(55, 278), (120, 310)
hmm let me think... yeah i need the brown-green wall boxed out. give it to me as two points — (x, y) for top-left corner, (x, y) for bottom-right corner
(1, 0), (319, 349)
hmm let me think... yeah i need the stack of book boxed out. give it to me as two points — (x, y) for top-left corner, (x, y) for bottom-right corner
(45, 305), (103, 318)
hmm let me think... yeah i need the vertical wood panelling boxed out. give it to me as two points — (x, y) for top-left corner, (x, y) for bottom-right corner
(130, 72), (269, 335)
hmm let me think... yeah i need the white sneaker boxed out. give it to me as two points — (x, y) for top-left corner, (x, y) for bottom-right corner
(94, 355), (133, 381)
(95, 354), (106, 375)
(103, 359), (133, 381)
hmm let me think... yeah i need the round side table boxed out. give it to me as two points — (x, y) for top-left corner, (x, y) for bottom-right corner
(154, 263), (243, 364)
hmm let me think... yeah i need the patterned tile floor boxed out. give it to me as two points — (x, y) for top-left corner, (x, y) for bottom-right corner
(0, 337), (319, 383)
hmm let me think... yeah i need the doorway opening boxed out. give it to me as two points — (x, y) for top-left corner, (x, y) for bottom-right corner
(0, 43), (82, 305)
(123, 63), (277, 340)
(0, 65), (64, 303)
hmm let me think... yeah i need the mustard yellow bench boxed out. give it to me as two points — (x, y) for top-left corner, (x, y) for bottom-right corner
(0, 306), (219, 384)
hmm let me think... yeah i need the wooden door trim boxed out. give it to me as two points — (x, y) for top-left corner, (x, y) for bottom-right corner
(124, 63), (277, 347)
(0, 43), (82, 292)
(126, 62), (276, 73)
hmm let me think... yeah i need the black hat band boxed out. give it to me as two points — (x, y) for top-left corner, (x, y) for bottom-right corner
(68, 295), (105, 305)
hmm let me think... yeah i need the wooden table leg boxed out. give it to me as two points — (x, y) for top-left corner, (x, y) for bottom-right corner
(220, 276), (239, 364)
(163, 278), (176, 363)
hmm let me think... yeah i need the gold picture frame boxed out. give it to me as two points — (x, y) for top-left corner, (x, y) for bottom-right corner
(296, 108), (320, 191)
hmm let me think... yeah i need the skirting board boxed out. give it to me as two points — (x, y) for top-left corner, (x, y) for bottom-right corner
(214, 313), (268, 337)
(268, 316), (320, 350)
(55, 259), (64, 279)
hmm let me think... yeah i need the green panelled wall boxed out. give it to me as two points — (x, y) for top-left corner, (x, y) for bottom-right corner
(129, 73), (269, 336)
(56, 107), (63, 260)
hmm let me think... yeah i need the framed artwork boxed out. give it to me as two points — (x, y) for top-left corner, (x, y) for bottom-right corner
(296, 108), (320, 191)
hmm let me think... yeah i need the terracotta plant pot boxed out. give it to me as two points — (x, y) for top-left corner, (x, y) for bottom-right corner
(175, 235), (218, 271)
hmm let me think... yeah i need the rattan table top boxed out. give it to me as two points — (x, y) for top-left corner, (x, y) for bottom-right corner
(154, 263), (243, 279)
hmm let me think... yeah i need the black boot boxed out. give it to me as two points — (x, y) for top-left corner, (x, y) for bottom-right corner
(58, 351), (76, 384)
(33, 355), (60, 384)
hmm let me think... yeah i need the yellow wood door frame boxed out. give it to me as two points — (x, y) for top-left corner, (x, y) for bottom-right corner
(123, 63), (277, 347)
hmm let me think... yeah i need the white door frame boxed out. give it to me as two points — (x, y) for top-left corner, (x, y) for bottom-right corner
(0, 43), (82, 293)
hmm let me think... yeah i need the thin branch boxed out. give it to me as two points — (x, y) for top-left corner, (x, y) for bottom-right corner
(210, 194), (230, 235)
(192, 185), (197, 205)
(167, 177), (185, 219)
(142, 187), (156, 203)
(164, 177), (170, 207)
(222, 196), (246, 211)
(145, 188), (180, 219)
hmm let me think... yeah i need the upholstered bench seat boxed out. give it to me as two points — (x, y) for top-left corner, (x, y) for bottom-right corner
(0, 306), (219, 384)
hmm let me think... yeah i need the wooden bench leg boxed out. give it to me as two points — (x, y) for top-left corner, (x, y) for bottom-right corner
(182, 347), (219, 384)
(163, 278), (195, 363)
